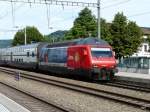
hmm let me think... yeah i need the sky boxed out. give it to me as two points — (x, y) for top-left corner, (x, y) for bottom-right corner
(0, 0), (150, 40)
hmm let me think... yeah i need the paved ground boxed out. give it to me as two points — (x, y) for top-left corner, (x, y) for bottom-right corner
(0, 104), (10, 112)
(116, 72), (150, 79)
(0, 93), (30, 112)
(116, 72), (150, 84)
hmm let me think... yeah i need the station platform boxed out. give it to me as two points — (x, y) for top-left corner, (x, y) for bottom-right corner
(0, 93), (30, 112)
(115, 72), (150, 85)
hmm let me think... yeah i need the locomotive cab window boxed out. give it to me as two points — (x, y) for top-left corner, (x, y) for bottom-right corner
(91, 48), (112, 58)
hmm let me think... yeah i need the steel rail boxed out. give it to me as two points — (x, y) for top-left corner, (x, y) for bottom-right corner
(103, 81), (150, 93)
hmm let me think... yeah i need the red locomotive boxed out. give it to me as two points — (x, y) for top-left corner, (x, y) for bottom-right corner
(39, 37), (117, 80)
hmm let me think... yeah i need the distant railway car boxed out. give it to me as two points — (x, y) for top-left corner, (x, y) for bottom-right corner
(0, 43), (48, 69)
(39, 37), (117, 80)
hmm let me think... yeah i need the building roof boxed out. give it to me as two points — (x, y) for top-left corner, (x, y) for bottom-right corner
(141, 27), (150, 35)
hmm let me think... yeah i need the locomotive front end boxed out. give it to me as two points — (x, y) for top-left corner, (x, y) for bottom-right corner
(91, 47), (117, 80)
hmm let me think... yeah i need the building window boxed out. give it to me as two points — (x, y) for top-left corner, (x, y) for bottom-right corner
(144, 45), (147, 52)
(27, 52), (30, 57)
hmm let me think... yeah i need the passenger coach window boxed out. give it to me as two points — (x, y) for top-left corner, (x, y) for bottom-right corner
(41, 49), (47, 62)
(27, 52), (30, 57)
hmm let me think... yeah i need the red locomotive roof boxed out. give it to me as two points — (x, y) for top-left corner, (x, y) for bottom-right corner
(47, 37), (109, 48)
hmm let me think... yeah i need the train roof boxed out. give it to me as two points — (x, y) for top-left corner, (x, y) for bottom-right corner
(0, 42), (47, 50)
(47, 37), (109, 47)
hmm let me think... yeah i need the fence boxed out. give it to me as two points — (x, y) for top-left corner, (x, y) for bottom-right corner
(118, 57), (150, 74)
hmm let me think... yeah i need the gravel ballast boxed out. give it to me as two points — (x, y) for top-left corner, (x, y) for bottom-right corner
(22, 69), (150, 101)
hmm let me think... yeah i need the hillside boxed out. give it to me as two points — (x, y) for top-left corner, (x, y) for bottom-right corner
(0, 40), (12, 48)
(45, 30), (68, 42)
(47, 30), (68, 38)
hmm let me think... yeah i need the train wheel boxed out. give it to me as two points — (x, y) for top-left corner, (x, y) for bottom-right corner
(88, 72), (94, 81)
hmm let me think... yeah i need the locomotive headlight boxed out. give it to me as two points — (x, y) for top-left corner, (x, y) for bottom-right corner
(93, 65), (98, 68)
(101, 65), (106, 67)
(111, 65), (116, 68)
(111, 65), (114, 68)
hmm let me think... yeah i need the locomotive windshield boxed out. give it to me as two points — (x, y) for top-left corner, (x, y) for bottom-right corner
(91, 48), (113, 58)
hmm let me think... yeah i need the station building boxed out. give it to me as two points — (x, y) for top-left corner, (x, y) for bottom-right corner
(132, 27), (150, 57)
(118, 27), (150, 74)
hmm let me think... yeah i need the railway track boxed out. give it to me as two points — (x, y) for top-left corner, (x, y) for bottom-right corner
(0, 83), (69, 112)
(0, 67), (150, 111)
(104, 81), (150, 93)
(0, 68), (74, 112)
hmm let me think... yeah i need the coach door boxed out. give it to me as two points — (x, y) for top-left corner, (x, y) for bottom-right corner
(67, 48), (75, 69)
(67, 47), (81, 69)
(26, 51), (30, 63)
(74, 48), (81, 69)
(10, 52), (13, 62)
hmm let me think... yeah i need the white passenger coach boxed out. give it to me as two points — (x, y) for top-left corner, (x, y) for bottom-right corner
(0, 43), (47, 69)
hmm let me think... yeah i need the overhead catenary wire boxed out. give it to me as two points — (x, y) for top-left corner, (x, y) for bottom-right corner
(128, 11), (150, 18)
(0, 0), (97, 7)
(0, 0), (131, 9)
(0, 0), (98, 35)
(0, 29), (17, 32)
(1, 0), (144, 40)
(102, 0), (131, 9)
(0, 11), (8, 19)
(0, 0), (133, 29)
(0, 2), (25, 20)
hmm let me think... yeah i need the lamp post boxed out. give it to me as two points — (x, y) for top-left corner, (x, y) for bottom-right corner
(48, 27), (54, 43)
(24, 27), (27, 45)
(97, 0), (101, 39)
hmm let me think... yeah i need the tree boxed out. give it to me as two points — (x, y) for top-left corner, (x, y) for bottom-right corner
(110, 12), (128, 59)
(146, 35), (150, 48)
(66, 7), (97, 39)
(12, 26), (44, 46)
(100, 18), (112, 45)
(126, 21), (143, 55)
(110, 12), (142, 59)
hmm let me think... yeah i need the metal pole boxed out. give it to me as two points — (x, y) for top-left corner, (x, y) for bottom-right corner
(11, 0), (15, 27)
(97, 0), (100, 39)
(25, 27), (27, 45)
